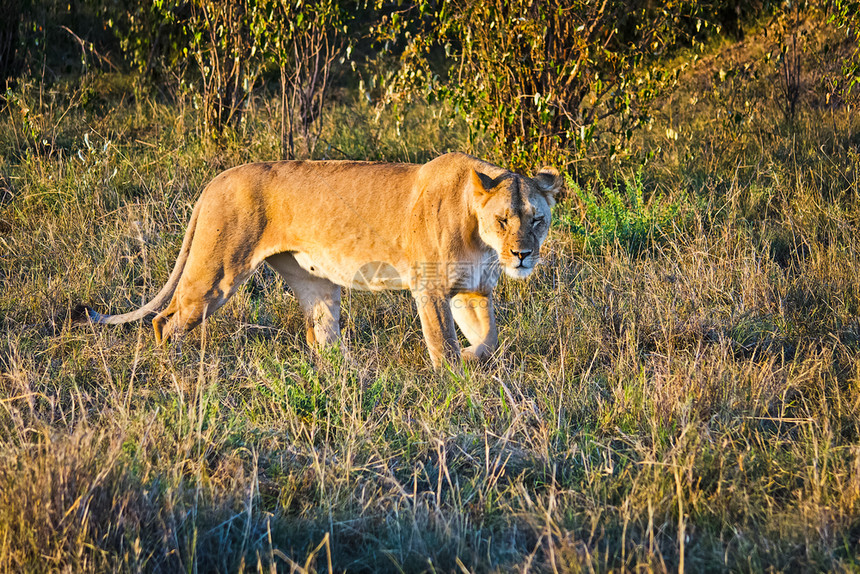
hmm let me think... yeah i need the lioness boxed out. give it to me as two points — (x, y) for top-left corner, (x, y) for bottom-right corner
(86, 152), (561, 368)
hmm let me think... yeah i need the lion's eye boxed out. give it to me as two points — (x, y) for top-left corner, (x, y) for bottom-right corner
(496, 217), (508, 229)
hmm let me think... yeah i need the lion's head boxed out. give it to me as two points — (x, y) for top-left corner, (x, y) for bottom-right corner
(471, 167), (562, 279)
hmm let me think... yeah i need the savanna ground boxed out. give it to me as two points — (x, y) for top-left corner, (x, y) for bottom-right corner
(2, 9), (860, 574)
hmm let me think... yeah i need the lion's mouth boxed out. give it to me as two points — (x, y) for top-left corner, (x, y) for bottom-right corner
(503, 260), (535, 279)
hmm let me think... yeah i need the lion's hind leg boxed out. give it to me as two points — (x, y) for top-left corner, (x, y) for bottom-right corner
(152, 264), (257, 346)
(266, 252), (341, 347)
(151, 290), (223, 346)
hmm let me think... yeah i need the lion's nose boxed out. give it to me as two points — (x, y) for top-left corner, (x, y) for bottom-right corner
(511, 250), (532, 262)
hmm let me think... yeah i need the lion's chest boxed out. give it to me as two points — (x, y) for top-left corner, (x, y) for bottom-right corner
(409, 250), (500, 293)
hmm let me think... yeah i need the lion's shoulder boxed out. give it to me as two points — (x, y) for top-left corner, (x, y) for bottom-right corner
(416, 153), (509, 189)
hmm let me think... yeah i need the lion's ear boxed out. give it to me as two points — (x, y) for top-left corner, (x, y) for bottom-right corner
(533, 167), (562, 198)
(469, 169), (496, 200)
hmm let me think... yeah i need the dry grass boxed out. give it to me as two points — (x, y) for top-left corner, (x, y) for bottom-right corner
(2, 18), (860, 572)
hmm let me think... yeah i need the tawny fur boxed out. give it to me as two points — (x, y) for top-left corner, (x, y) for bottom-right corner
(87, 152), (561, 368)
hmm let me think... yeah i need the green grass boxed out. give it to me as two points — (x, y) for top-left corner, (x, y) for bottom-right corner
(2, 21), (860, 572)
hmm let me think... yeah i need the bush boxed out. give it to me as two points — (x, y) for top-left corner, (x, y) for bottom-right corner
(372, 0), (715, 169)
(556, 172), (690, 254)
(111, 0), (352, 149)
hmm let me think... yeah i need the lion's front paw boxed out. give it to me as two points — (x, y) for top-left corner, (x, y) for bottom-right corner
(462, 345), (486, 364)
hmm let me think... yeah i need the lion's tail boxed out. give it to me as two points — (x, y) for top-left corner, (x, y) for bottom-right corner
(86, 200), (202, 325)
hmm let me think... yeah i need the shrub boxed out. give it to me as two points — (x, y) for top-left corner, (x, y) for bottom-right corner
(372, 0), (715, 169)
(556, 172), (689, 254)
